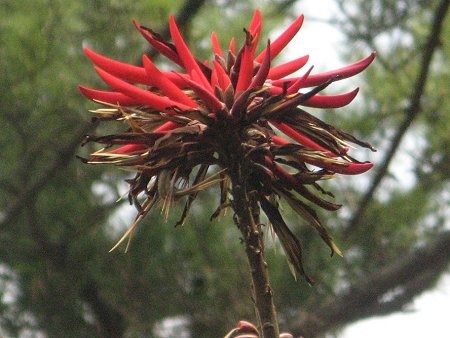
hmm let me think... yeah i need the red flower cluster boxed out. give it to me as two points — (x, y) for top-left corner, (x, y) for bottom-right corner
(80, 10), (375, 280)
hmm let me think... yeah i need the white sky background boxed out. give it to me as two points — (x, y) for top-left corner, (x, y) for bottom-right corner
(290, 0), (450, 337)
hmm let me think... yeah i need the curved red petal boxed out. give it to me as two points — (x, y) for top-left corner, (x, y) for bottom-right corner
(108, 144), (147, 154)
(248, 9), (262, 48)
(235, 43), (254, 94)
(79, 86), (139, 105)
(142, 55), (198, 108)
(249, 10), (262, 36)
(229, 37), (236, 54)
(95, 67), (191, 113)
(267, 55), (309, 80)
(287, 65), (314, 94)
(301, 88), (359, 108)
(268, 160), (342, 210)
(84, 48), (150, 85)
(272, 134), (348, 157)
(255, 14), (304, 63)
(169, 16), (212, 92)
(273, 52), (376, 88)
(177, 70), (224, 113)
(211, 32), (223, 57)
(271, 121), (330, 153)
(272, 135), (290, 145)
(305, 159), (374, 175)
(133, 20), (181, 65)
(154, 121), (179, 132)
(250, 40), (271, 89)
(212, 60), (232, 91)
(303, 52), (376, 87)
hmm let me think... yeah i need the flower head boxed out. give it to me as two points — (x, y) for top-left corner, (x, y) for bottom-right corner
(80, 11), (375, 281)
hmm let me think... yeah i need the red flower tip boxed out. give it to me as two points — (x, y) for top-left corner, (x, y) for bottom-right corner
(235, 39), (255, 94)
(273, 51), (376, 89)
(142, 54), (198, 108)
(108, 144), (146, 154)
(340, 161), (374, 175)
(255, 13), (304, 62)
(169, 15), (212, 92)
(236, 320), (259, 334)
(271, 121), (330, 153)
(248, 9), (262, 37)
(94, 66), (192, 113)
(301, 88), (359, 108)
(79, 85), (138, 105)
(132, 19), (181, 65)
(83, 47), (150, 85)
(211, 31), (223, 57)
(267, 54), (309, 80)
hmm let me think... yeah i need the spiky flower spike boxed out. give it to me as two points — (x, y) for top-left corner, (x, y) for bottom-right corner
(80, 11), (375, 283)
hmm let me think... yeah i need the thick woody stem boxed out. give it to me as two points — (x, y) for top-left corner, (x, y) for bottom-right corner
(230, 166), (280, 338)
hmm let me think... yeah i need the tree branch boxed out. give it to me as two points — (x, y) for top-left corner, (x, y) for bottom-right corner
(0, 122), (95, 231)
(290, 230), (450, 337)
(82, 280), (126, 338)
(344, 0), (449, 236)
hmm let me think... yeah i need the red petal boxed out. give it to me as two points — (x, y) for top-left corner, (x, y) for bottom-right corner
(255, 14), (304, 63)
(211, 32), (223, 57)
(273, 52), (376, 88)
(301, 88), (359, 108)
(267, 55), (309, 80)
(212, 60), (232, 91)
(154, 121), (179, 132)
(272, 135), (290, 145)
(95, 67), (191, 113)
(83, 47), (188, 89)
(229, 37), (236, 54)
(237, 320), (259, 333)
(249, 10), (262, 36)
(267, 159), (342, 210)
(250, 40), (271, 88)
(176, 71), (224, 112)
(142, 55), (198, 108)
(133, 20), (181, 66)
(338, 161), (373, 175)
(304, 158), (374, 175)
(108, 144), (146, 154)
(303, 52), (376, 87)
(84, 48), (150, 85)
(102, 121), (181, 155)
(163, 71), (191, 88)
(79, 86), (139, 105)
(210, 67), (219, 89)
(248, 10), (262, 48)
(272, 134), (348, 157)
(287, 66), (314, 94)
(169, 16), (212, 92)
(271, 121), (330, 153)
(235, 43), (254, 94)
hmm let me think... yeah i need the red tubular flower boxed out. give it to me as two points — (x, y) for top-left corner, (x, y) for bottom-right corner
(80, 10), (375, 281)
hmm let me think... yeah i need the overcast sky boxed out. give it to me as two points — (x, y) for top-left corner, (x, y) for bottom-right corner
(286, 0), (450, 337)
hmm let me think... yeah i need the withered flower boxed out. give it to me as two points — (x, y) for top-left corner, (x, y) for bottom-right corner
(80, 10), (375, 282)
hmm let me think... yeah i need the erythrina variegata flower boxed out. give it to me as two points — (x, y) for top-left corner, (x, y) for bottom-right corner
(80, 10), (375, 283)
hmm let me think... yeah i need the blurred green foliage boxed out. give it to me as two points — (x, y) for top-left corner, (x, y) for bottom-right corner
(0, 0), (448, 337)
